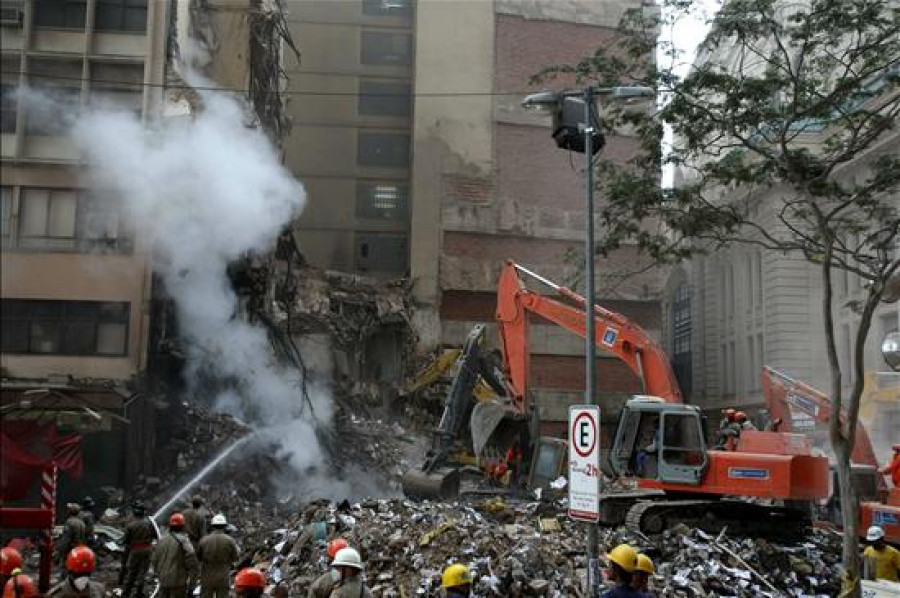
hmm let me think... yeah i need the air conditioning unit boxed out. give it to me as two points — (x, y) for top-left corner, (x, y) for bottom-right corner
(0, 4), (24, 27)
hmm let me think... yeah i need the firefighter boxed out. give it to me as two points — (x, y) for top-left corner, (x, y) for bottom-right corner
(863, 525), (900, 582)
(80, 497), (96, 548)
(56, 504), (87, 568)
(197, 514), (238, 598)
(735, 411), (757, 432)
(121, 501), (158, 598)
(307, 538), (348, 598)
(49, 547), (104, 598)
(714, 410), (739, 450)
(0, 548), (23, 591)
(234, 568), (266, 598)
(602, 544), (641, 598)
(880, 445), (900, 488)
(631, 554), (654, 595)
(183, 496), (210, 551)
(151, 513), (199, 598)
(440, 564), (472, 598)
(328, 548), (372, 598)
(3, 572), (39, 598)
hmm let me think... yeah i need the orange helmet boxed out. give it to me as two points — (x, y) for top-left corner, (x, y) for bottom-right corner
(735, 411), (748, 422)
(169, 513), (185, 529)
(326, 539), (349, 560)
(66, 546), (96, 574)
(3, 574), (38, 598)
(234, 568), (266, 590)
(0, 548), (23, 576)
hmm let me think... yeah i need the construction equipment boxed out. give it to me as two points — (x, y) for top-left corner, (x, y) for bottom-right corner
(763, 367), (900, 543)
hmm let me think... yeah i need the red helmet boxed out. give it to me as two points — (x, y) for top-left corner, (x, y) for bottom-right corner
(3, 575), (38, 598)
(234, 568), (266, 590)
(169, 513), (185, 529)
(735, 411), (748, 422)
(66, 546), (96, 574)
(0, 548), (23, 576)
(326, 539), (349, 560)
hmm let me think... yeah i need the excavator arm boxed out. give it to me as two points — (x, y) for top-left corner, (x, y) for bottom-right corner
(496, 260), (682, 410)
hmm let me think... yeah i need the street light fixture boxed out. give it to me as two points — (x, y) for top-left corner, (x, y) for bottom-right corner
(883, 331), (900, 371)
(522, 84), (654, 597)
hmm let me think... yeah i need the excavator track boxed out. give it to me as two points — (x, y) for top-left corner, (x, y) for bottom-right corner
(624, 498), (812, 539)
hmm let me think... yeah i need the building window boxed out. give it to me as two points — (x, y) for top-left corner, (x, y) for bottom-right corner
(1, 186), (12, 239)
(362, 0), (412, 16)
(671, 283), (692, 397)
(356, 181), (409, 221)
(33, 0), (86, 28)
(357, 132), (409, 168)
(25, 58), (83, 136)
(1, 84), (16, 133)
(360, 31), (412, 66)
(1, 299), (130, 356)
(16, 188), (132, 252)
(358, 81), (411, 117)
(355, 233), (408, 273)
(89, 62), (144, 116)
(95, 0), (147, 33)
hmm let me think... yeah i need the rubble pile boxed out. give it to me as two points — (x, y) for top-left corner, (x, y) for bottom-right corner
(240, 498), (843, 598)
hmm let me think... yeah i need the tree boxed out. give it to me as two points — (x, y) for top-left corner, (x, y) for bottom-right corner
(540, 0), (900, 593)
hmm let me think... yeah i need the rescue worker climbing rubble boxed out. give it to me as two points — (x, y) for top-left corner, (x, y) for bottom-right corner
(121, 501), (158, 598)
(440, 564), (472, 598)
(197, 514), (238, 598)
(631, 554), (655, 597)
(50, 547), (104, 598)
(863, 525), (900, 582)
(151, 513), (199, 598)
(235, 568), (266, 598)
(56, 504), (87, 569)
(601, 544), (642, 598)
(307, 539), (348, 598)
(183, 496), (210, 552)
(328, 548), (372, 598)
(2, 572), (39, 598)
(0, 548), (23, 592)
(880, 444), (900, 488)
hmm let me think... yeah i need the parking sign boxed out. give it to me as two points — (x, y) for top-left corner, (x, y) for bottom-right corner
(568, 405), (601, 522)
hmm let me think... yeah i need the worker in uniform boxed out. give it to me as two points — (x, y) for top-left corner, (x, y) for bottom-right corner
(197, 514), (238, 598)
(121, 501), (158, 598)
(234, 568), (266, 598)
(601, 544), (641, 598)
(49, 546), (104, 598)
(56, 504), (87, 569)
(3, 572), (39, 598)
(307, 538), (348, 598)
(183, 496), (210, 552)
(328, 548), (372, 598)
(735, 411), (757, 432)
(151, 513), (199, 598)
(440, 564), (472, 598)
(0, 548), (23, 591)
(863, 525), (900, 582)
(715, 409), (739, 450)
(880, 444), (900, 488)
(80, 497), (97, 548)
(631, 554), (654, 596)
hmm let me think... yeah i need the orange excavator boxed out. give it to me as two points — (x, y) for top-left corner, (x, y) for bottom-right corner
(404, 260), (830, 536)
(763, 367), (900, 543)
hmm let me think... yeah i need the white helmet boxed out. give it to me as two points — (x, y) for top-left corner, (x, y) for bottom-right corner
(332, 547), (363, 569)
(211, 514), (227, 526)
(866, 525), (885, 542)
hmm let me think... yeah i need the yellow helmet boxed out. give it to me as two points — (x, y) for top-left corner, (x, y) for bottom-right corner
(441, 563), (473, 588)
(635, 553), (655, 574)
(606, 544), (638, 572)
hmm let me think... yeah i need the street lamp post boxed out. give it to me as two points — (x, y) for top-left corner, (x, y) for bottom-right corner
(523, 84), (654, 597)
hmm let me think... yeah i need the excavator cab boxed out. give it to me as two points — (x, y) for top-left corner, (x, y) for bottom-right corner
(609, 397), (709, 486)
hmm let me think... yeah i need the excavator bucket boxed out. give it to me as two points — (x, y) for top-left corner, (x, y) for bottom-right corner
(401, 468), (460, 500)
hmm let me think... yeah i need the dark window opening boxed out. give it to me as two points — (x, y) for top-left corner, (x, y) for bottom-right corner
(355, 233), (408, 273)
(95, 0), (147, 32)
(1, 299), (130, 356)
(360, 31), (412, 66)
(357, 132), (410, 168)
(358, 80), (411, 117)
(34, 0), (86, 28)
(671, 283), (692, 398)
(1, 84), (17, 133)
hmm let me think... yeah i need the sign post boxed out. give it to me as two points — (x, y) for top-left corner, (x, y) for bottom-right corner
(569, 405), (602, 596)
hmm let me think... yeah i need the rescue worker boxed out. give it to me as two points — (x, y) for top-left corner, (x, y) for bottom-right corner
(0, 548), (23, 591)
(307, 538), (348, 598)
(601, 544), (641, 598)
(183, 496), (210, 551)
(80, 497), (96, 548)
(440, 564), (472, 598)
(234, 568), (266, 598)
(197, 514), (238, 598)
(328, 548), (372, 598)
(863, 525), (900, 582)
(715, 409), (740, 450)
(631, 554), (654, 596)
(56, 504), (87, 567)
(49, 546), (104, 598)
(3, 572), (39, 598)
(121, 501), (158, 598)
(735, 411), (757, 432)
(880, 445), (900, 488)
(151, 513), (199, 598)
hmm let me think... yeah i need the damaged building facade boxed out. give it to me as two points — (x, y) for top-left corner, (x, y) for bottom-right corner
(283, 0), (662, 436)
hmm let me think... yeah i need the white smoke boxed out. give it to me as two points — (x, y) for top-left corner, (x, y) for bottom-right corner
(72, 81), (335, 480)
